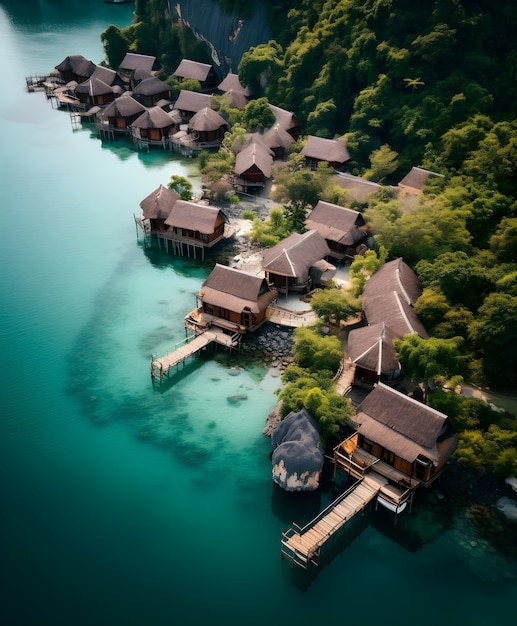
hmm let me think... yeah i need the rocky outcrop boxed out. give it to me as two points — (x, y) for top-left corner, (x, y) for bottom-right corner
(174, 0), (271, 76)
(271, 407), (324, 491)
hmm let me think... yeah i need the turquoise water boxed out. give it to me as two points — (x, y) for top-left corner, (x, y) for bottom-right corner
(1, 2), (516, 625)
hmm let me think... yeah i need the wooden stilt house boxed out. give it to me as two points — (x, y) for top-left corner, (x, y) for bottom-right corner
(334, 383), (458, 513)
(301, 135), (351, 171)
(185, 264), (278, 336)
(305, 200), (368, 263)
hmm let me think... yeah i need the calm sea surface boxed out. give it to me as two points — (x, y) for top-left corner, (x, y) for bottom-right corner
(0, 2), (515, 625)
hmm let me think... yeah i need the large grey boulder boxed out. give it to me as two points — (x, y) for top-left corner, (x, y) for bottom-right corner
(271, 408), (323, 492)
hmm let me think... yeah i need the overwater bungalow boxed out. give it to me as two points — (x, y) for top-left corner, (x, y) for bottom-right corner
(161, 200), (229, 259)
(132, 76), (171, 107)
(137, 184), (180, 235)
(173, 59), (219, 91)
(334, 383), (458, 502)
(55, 55), (95, 84)
(262, 230), (333, 295)
(96, 94), (147, 137)
(74, 77), (117, 107)
(305, 200), (368, 263)
(185, 264), (278, 336)
(129, 106), (177, 147)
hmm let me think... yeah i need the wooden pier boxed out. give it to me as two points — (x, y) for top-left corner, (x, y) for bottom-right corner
(281, 473), (387, 569)
(150, 328), (240, 382)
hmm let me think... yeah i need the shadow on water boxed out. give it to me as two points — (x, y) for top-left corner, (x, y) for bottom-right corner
(280, 509), (373, 592)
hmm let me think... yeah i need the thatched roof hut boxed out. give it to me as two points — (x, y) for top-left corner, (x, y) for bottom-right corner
(397, 167), (444, 195)
(305, 200), (367, 260)
(271, 408), (324, 491)
(362, 258), (429, 339)
(301, 135), (351, 170)
(55, 55), (96, 83)
(218, 71), (251, 96)
(347, 322), (402, 387)
(132, 77), (171, 106)
(174, 90), (213, 119)
(352, 383), (457, 468)
(200, 264), (278, 316)
(165, 200), (228, 235)
(139, 184), (180, 223)
(262, 123), (295, 159)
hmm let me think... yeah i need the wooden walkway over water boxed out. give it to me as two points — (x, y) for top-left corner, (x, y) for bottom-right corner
(150, 329), (240, 382)
(281, 473), (387, 569)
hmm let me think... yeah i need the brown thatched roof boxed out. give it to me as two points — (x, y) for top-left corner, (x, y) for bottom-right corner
(165, 201), (228, 234)
(262, 230), (331, 278)
(353, 383), (456, 466)
(398, 167), (443, 191)
(132, 76), (170, 97)
(218, 72), (251, 96)
(263, 123), (295, 151)
(131, 106), (175, 130)
(347, 323), (401, 375)
(335, 172), (383, 202)
(189, 107), (229, 132)
(362, 258), (429, 339)
(234, 141), (274, 177)
(173, 59), (213, 82)
(139, 184), (180, 220)
(231, 132), (270, 154)
(55, 55), (96, 78)
(301, 135), (351, 164)
(89, 65), (123, 87)
(305, 201), (366, 246)
(220, 89), (249, 109)
(269, 104), (300, 134)
(200, 264), (278, 314)
(101, 94), (146, 118)
(174, 90), (212, 113)
(119, 52), (155, 73)
(75, 77), (114, 96)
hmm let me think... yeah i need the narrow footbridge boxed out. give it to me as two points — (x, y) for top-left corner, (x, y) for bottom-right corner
(281, 473), (387, 569)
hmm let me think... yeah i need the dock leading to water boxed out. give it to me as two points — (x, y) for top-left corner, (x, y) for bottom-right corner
(281, 473), (388, 569)
(150, 328), (240, 382)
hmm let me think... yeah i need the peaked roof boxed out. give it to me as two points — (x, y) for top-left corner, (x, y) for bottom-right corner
(173, 59), (213, 82)
(301, 135), (351, 164)
(200, 264), (277, 314)
(353, 383), (455, 465)
(88, 65), (122, 87)
(269, 104), (299, 133)
(174, 90), (213, 113)
(74, 77), (114, 96)
(164, 200), (227, 234)
(362, 258), (429, 339)
(347, 323), (401, 375)
(101, 94), (146, 118)
(131, 106), (176, 130)
(398, 166), (443, 191)
(139, 184), (180, 220)
(217, 71), (251, 96)
(234, 141), (274, 177)
(189, 107), (228, 132)
(335, 172), (382, 202)
(119, 52), (156, 73)
(132, 76), (170, 97)
(55, 55), (96, 78)
(305, 201), (365, 245)
(219, 88), (249, 109)
(262, 123), (295, 151)
(262, 230), (331, 277)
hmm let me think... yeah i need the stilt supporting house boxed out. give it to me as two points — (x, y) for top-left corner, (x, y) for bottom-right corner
(281, 473), (387, 569)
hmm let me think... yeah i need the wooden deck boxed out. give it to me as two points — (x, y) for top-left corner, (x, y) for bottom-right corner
(150, 328), (241, 382)
(281, 473), (387, 569)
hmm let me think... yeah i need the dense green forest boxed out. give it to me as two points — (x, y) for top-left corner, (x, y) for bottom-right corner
(101, 0), (517, 476)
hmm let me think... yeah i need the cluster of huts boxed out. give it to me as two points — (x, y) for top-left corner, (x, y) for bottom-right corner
(31, 51), (456, 538)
